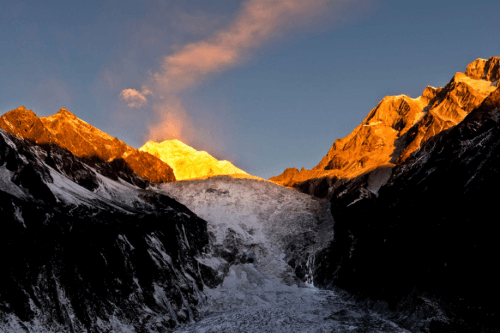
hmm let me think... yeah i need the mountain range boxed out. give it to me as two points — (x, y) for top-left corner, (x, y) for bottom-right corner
(1, 56), (499, 332)
(271, 56), (500, 197)
(0, 107), (251, 184)
(270, 56), (500, 332)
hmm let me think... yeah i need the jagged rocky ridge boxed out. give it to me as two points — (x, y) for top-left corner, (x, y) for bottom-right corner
(0, 127), (211, 332)
(271, 56), (500, 196)
(313, 87), (500, 332)
(0, 107), (176, 184)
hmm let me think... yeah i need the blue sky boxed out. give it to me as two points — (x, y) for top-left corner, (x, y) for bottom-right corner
(1, 0), (499, 178)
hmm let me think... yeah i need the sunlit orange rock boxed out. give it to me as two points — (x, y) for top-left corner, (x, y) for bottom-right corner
(464, 57), (500, 83)
(0, 106), (54, 144)
(271, 56), (500, 191)
(140, 139), (250, 181)
(0, 107), (175, 183)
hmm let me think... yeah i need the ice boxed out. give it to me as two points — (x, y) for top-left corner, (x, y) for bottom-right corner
(156, 176), (407, 332)
(176, 263), (405, 332)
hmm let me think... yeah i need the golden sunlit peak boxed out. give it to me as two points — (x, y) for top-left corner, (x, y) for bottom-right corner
(139, 139), (249, 181)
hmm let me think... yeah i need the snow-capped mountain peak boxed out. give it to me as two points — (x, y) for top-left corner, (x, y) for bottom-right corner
(140, 139), (249, 181)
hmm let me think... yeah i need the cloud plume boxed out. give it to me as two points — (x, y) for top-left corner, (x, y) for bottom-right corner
(121, 0), (354, 142)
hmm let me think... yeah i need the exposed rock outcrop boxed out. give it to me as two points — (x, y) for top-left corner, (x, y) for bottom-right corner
(396, 70), (498, 162)
(0, 107), (175, 184)
(464, 57), (500, 82)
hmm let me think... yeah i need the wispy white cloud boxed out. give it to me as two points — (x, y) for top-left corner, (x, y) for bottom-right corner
(119, 87), (152, 108)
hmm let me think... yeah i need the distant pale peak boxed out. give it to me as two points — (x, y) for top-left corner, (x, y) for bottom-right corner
(140, 139), (250, 181)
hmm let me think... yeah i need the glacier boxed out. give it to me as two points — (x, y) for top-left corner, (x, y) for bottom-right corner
(155, 176), (408, 332)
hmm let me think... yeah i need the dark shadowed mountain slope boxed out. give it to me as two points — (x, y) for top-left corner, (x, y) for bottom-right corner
(0, 125), (407, 333)
(271, 57), (500, 196)
(0, 128), (211, 332)
(0, 107), (175, 184)
(313, 87), (500, 332)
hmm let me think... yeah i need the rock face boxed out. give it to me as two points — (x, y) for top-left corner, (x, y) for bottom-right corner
(0, 127), (210, 332)
(271, 57), (500, 195)
(0, 107), (175, 184)
(396, 71), (497, 163)
(313, 87), (500, 332)
(140, 139), (248, 181)
(464, 57), (500, 82)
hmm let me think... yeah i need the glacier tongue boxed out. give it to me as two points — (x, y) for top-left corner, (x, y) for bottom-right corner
(156, 176), (407, 332)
